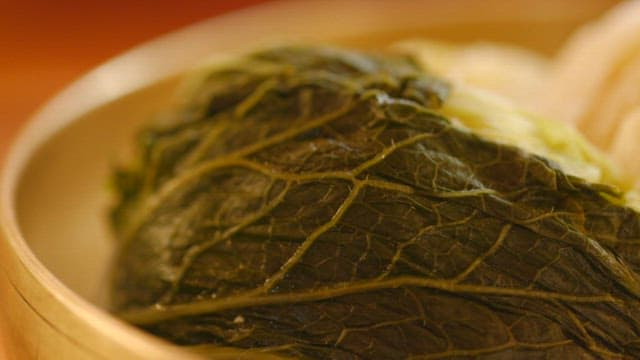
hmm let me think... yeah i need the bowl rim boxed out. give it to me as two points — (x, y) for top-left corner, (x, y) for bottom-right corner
(0, 0), (617, 357)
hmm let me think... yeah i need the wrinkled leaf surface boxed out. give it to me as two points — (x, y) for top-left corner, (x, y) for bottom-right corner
(112, 47), (640, 360)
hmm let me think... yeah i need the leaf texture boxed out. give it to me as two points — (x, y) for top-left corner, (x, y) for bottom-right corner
(112, 47), (640, 359)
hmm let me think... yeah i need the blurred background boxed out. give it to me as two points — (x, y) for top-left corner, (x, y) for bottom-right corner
(0, 0), (270, 161)
(0, 0), (624, 165)
(2, 0), (627, 160)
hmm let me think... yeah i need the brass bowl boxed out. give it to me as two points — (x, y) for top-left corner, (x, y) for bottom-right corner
(0, 1), (618, 358)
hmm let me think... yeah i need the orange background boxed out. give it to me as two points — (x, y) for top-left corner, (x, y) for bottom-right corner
(0, 0), (270, 161)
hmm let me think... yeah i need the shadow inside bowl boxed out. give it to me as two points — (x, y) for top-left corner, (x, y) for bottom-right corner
(15, 76), (182, 308)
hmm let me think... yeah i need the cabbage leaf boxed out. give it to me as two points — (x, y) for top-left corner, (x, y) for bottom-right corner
(112, 47), (640, 359)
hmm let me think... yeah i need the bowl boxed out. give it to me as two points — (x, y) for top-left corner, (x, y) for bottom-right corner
(0, 0), (620, 358)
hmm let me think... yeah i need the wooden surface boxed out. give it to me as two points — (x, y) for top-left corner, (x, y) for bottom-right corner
(0, 1), (269, 163)
(0, 2), (270, 356)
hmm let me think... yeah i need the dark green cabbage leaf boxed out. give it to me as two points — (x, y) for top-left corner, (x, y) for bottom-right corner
(111, 47), (640, 359)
